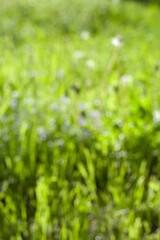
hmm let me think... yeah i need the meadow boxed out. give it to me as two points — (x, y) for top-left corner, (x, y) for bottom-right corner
(1, 0), (160, 239)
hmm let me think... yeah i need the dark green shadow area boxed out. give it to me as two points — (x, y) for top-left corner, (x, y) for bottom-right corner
(124, 0), (160, 5)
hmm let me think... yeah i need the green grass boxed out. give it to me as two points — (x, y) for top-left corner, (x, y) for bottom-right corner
(1, 0), (160, 239)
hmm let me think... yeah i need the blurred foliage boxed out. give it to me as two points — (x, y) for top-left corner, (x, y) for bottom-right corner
(0, 0), (160, 239)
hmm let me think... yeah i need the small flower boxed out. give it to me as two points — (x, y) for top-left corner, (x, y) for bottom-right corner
(23, 97), (34, 106)
(48, 141), (54, 148)
(58, 158), (64, 165)
(115, 143), (121, 151)
(1, 115), (7, 123)
(153, 110), (160, 123)
(118, 133), (125, 140)
(29, 70), (37, 78)
(57, 139), (64, 147)
(11, 90), (19, 98)
(114, 119), (123, 128)
(111, 35), (123, 47)
(95, 234), (103, 240)
(64, 120), (70, 128)
(128, 122), (134, 128)
(51, 103), (59, 111)
(36, 128), (47, 141)
(80, 31), (90, 40)
(56, 69), (65, 79)
(79, 116), (86, 126)
(78, 102), (88, 111)
(120, 74), (133, 85)
(86, 59), (95, 69)
(90, 110), (100, 119)
(153, 149), (159, 156)
(116, 150), (128, 159)
(115, 208), (129, 216)
(10, 99), (18, 109)
(3, 134), (10, 142)
(102, 131), (109, 137)
(94, 99), (101, 107)
(73, 50), (85, 59)
(106, 111), (112, 118)
(112, 0), (120, 4)
(60, 95), (70, 104)
(48, 118), (55, 126)
(82, 129), (91, 136)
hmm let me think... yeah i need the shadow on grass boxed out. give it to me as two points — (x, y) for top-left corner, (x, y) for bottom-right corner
(124, 0), (160, 5)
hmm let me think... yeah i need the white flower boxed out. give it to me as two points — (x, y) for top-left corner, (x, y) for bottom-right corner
(116, 151), (127, 159)
(73, 50), (85, 59)
(48, 118), (55, 126)
(86, 59), (95, 69)
(23, 97), (34, 106)
(56, 69), (65, 79)
(112, 0), (120, 4)
(115, 143), (121, 151)
(128, 122), (134, 128)
(115, 208), (129, 216)
(94, 99), (101, 107)
(119, 133), (125, 140)
(120, 74), (133, 85)
(48, 141), (54, 148)
(153, 110), (160, 123)
(95, 234), (103, 240)
(57, 139), (64, 147)
(80, 31), (90, 40)
(153, 149), (159, 156)
(111, 35), (123, 47)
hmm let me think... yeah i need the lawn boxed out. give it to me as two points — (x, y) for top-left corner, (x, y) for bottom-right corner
(1, 0), (160, 239)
